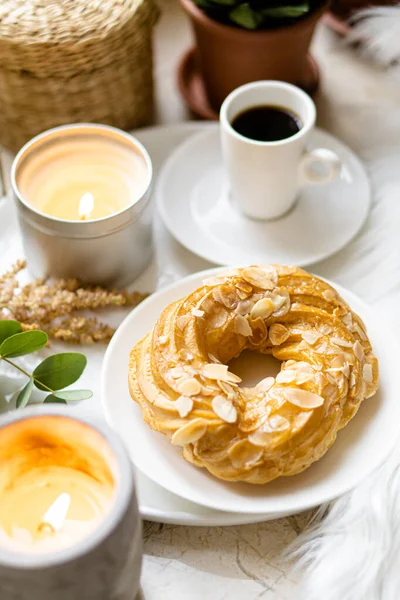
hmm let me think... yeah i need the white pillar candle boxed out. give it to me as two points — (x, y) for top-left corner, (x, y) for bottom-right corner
(16, 131), (149, 221)
(0, 407), (142, 600)
(11, 124), (154, 286)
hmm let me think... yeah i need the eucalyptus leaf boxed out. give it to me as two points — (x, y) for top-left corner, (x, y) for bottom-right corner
(0, 321), (22, 345)
(33, 353), (87, 391)
(44, 395), (67, 404)
(16, 379), (34, 409)
(0, 330), (48, 358)
(53, 389), (93, 401)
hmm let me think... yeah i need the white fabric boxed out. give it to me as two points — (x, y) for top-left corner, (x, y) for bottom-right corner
(291, 103), (400, 599)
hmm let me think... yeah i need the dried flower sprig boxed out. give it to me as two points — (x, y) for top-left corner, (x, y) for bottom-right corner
(0, 261), (148, 344)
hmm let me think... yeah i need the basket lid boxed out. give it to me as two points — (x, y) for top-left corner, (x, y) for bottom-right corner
(0, 0), (159, 77)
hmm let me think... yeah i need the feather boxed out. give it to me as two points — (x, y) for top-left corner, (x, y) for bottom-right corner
(348, 7), (400, 70)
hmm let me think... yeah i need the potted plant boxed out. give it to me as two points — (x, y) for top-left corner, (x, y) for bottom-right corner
(179, 0), (328, 111)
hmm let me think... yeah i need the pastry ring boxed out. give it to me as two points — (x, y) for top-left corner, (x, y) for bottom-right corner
(129, 265), (379, 484)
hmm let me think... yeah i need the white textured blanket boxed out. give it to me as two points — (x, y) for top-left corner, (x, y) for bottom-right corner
(293, 103), (400, 599)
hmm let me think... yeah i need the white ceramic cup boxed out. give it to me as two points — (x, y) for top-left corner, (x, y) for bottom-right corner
(220, 81), (341, 220)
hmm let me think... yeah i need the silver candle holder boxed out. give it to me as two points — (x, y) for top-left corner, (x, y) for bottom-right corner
(0, 406), (142, 600)
(11, 124), (153, 288)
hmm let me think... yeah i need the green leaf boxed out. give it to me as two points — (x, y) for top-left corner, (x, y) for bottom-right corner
(261, 4), (309, 18)
(0, 321), (22, 344)
(53, 389), (93, 401)
(16, 379), (34, 409)
(33, 353), (87, 391)
(0, 330), (48, 358)
(229, 3), (264, 29)
(44, 395), (67, 404)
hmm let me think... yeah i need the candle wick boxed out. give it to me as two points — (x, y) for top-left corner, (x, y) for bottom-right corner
(78, 192), (95, 220)
(37, 522), (56, 535)
(38, 493), (71, 536)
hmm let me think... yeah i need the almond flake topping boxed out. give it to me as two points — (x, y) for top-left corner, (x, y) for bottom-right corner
(353, 323), (368, 341)
(331, 337), (353, 348)
(276, 370), (296, 384)
(248, 416), (290, 446)
(318, 324), (332, 335)
(271, 293), (288, 313)
(235, 314), (253, 337)
(212, 288), (223, 304)
(177, 378), (201, 396)
(342, 313), (353, 327)
(298, 340), (310, 350)
(284, 388), (324, 409)
(322, 289), (336, 301)
(326, 374), (337, 385)
(255, 377), (275, 393)
(235, 300), (254, 316)
(169, 366), (185, 379)
(192, 308), (205, 318)
(269, 323), (290, 345)
(203, 363), (242, 383)
(250, 298), (274, 320)
(241, 266), (278, 290)
(208, 353), (221, 363)
(316, 342), (329, 354)
(267, 415), (290, 432)
(171, 419), (208, 446)
(350, 373), (357, 388)
(212, 395), (237, 423)
(301, 331), (322, 345)
(363, 364), (373, 383)
(353, 341), (364, 362)
(177, 314), (190, 330)
(179, 349), (194, 361)
(176, 396), (194, 418)
(218, 380), (238, 400)
(331, 354), (346, 368)
(236, 280), (253, 295)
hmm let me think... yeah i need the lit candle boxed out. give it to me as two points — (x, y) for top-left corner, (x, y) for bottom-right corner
(11, 124), (153, 286)
(16, 128), (149, 221)
(0, 407), (142, 600)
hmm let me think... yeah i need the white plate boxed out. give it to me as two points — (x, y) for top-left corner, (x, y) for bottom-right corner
(156, 126), (371, 267)
(0, 122), (282, 526)
(102, 267), (399, 515)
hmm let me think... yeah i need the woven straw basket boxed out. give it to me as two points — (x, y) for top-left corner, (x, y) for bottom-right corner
(0, 0), (159, 152)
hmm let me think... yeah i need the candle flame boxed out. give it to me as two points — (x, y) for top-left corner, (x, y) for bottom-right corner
(38, 493), (71, 534)
(78, 192), (94, 220)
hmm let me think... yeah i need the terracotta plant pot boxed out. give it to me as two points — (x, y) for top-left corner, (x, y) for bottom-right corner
(179, 0), (327, 111)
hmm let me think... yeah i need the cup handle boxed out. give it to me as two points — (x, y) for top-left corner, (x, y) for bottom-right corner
(299, 148), (342, 186)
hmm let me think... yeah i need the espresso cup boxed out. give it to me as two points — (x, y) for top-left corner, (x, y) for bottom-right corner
(220, 81), (341, 221)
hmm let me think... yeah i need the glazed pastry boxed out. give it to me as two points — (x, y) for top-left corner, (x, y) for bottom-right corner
(128, 265), (379, 484)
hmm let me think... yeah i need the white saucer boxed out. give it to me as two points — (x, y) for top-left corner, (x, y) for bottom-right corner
(156, 126), (371, 267)
(102, 267), (399, 516)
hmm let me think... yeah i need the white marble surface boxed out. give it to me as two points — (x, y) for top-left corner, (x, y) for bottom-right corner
(1, 2), (397, 597)
(141, 2), (400, 598)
